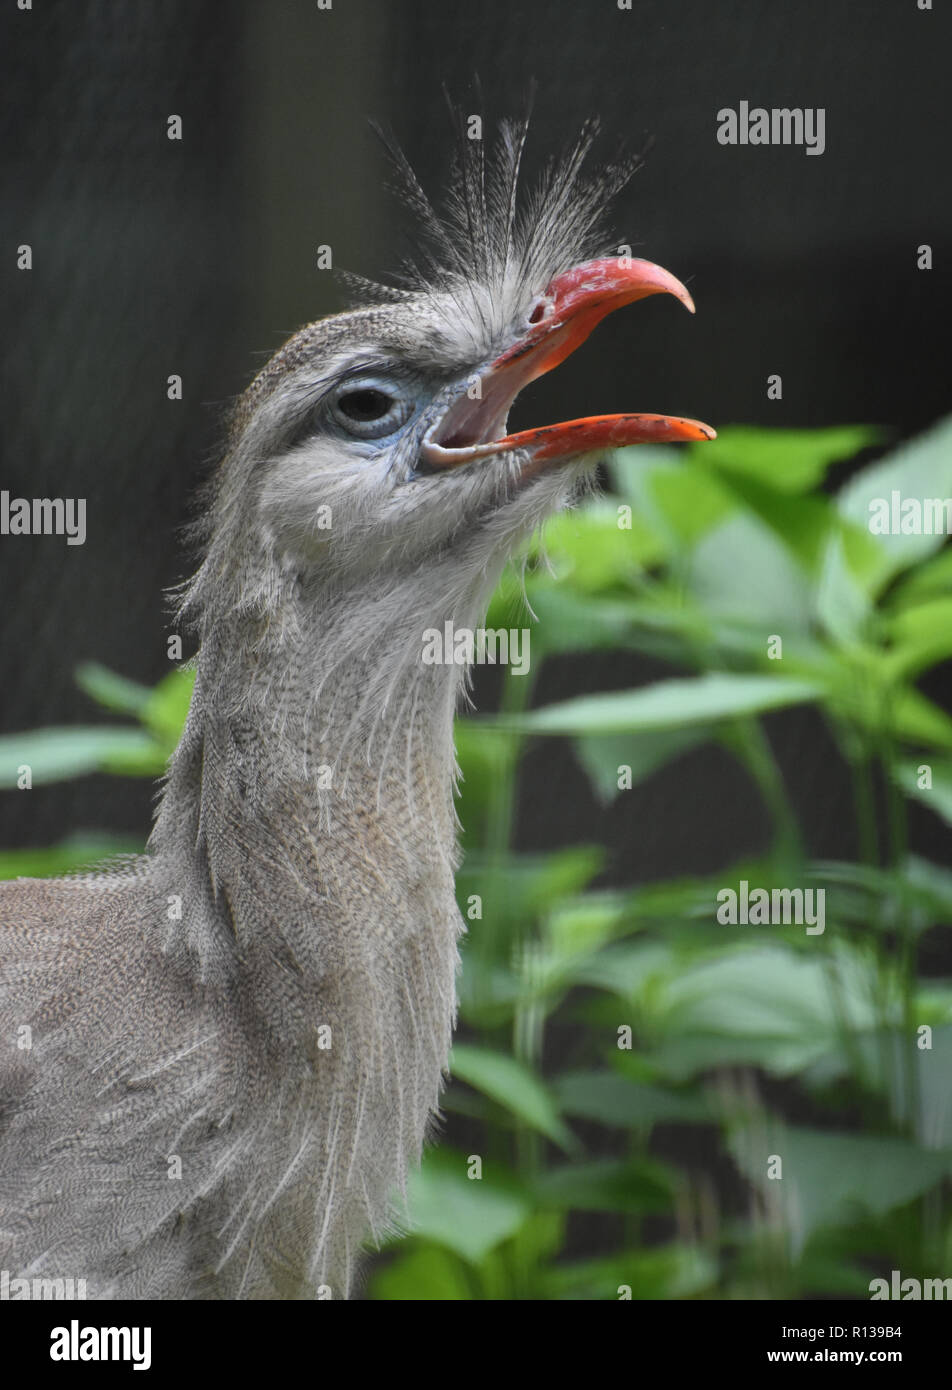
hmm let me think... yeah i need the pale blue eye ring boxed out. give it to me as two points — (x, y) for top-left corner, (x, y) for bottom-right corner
(329, 379), (414, 439)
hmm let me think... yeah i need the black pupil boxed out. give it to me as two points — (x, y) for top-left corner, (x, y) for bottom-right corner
(338, 389), (391, 422)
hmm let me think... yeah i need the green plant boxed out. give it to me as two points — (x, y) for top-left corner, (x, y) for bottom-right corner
(3, 420), (951, 1300)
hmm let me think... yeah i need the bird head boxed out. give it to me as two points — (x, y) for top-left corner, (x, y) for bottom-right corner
(186, 121), (715, 653)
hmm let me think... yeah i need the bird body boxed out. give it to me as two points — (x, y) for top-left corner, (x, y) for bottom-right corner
(0, 120), (712, 1298)
(2, 565), (467, 1298)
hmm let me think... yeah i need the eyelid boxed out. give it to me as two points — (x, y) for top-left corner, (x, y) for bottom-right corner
(332, 375), (407, 408)
(337, 377), (396, 396)
(337, 362), (415, 389)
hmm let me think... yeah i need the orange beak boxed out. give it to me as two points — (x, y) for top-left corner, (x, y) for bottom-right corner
(420, 256), (715, 472)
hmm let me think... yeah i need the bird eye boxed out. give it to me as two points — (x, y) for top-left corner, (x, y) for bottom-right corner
(329, 380), (414, 439)
(337, 389), (391, 421)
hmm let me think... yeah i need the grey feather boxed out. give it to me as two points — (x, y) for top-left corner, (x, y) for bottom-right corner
(0, 118), (636, 1299)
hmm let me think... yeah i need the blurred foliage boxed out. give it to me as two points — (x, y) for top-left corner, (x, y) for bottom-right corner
(0, 664), (194, 787)
(2, 420), (952, 1299)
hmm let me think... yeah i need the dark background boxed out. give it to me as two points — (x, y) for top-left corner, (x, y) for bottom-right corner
(1, 0), (949, 879)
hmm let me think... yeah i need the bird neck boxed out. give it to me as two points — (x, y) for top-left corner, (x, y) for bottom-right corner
(150, 580), (471, 983)
(146, 582), (471, 1295)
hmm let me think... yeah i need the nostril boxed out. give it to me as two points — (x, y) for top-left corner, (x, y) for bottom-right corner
(527, 298), (550, 325)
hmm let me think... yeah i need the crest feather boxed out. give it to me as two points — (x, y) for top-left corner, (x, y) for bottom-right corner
(353, 108), (650, 306)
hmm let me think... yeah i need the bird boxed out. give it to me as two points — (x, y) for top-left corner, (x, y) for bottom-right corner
(0, 116), (714, 1300)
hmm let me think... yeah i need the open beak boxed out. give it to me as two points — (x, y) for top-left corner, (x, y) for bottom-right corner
(420, 256), (715, 474)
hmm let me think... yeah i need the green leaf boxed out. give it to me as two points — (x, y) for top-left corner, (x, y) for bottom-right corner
(673, 944), (871, 1020)
(888, 544), (952, 607)
(553, 1070), (711, 1126)
(449, 1044), (575, 1150)
(572, 940), (676, 1001)
(824, 673), (952, 750)
(647, 464), (737, 546)
(0, 833), (142, 880)
(141, 668), (196, 746)
(534, 1158), (674, 1215)
(897, 758), (952, 829)
(454, 718), (519, 846)
(696, 424), (881, 493)
(507, 672), (822, 736)
(712, 473), (834, 571)
(401, 1148), (530, 1265)
(483, 567), (530, 632)
(816, 525), (877, 645)
(650, 946), (879, 1080)
(688, 512), (813, 632)
(729, 1124), (952, 1253)
(534, 500), (666, 586)
(814, 856), (952, 935)
(836, 415), (952, 592)
(520, 588), (638, 655)
(540, 893), (628, 969)
(541, 1244), (716, 1300)
(883, 596), (952, 680)
(609, 444), (690, 504)
(368, 1245), (472, 1300)
(456, 847), (603, 936)
(0, 726), (165, 787)
(74, 662), (152, 718)
(887, 687), (952, 750)
(574, 727), (710, 802)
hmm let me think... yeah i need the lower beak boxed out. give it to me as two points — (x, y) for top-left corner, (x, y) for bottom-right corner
(420, 256), (715, 472)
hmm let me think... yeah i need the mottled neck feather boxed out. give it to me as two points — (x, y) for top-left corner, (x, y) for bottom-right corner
(150, 576), (473, 988)
(143, 579), (472, 1294)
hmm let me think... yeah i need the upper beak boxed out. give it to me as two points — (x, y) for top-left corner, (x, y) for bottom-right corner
(420, 255), (715, 473)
